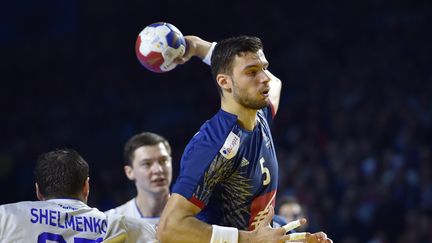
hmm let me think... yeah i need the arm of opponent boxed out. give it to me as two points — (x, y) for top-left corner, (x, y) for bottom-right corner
(157, 193), (293, 243)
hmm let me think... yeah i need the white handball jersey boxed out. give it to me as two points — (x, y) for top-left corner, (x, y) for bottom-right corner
(0, 198), (157, 243)
(105, 198), (160, 225)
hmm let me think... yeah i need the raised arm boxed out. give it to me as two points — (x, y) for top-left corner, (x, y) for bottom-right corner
(177, 36), (282, 116)
(265, 70), (282, 116)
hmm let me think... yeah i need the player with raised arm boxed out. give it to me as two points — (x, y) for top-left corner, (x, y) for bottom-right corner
(0, 149), (157, 243)
(105, 132), (172, 225)
(157, 35), (332, 243)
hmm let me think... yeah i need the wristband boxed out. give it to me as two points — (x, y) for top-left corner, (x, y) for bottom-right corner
(210, 225), (238, 243)
(202, 42), (217, 66)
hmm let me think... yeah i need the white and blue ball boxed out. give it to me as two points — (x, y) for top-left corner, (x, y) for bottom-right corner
(135, 22), (186, 73)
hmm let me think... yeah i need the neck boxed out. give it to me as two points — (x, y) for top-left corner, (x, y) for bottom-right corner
(221, 98), (258, 131)
(135, 190), (169, 217)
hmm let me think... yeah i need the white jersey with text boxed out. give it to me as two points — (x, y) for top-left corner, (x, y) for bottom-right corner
(0, 198), (157, 243)
(105, 198), (160, 225)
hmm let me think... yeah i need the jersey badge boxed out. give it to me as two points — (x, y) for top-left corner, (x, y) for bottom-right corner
(219, 131), (240, 159)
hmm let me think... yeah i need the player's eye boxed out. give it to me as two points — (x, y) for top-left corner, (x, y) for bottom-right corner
(159, 157), (171, 165)
(246, 69), (257, 76)
(141, 162), (152, 167)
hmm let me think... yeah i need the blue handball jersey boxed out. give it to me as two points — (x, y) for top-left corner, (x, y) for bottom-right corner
(172, 106), (278, 230)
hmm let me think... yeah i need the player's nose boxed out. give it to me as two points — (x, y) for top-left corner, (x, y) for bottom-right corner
(151, 162), (164, 173)
(259, 70), (271, 83)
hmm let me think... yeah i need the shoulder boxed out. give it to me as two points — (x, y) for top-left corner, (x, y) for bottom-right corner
(0, 201), (40, 213)
(105, 214), (157, 242)
(186, 109), (238, 152)
(105, 198), (135, 216)
(182, 111), (240, 164)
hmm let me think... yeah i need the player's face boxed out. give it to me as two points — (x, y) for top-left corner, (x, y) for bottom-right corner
(129, 143), (172, 195)
(230, 50), (271, 110)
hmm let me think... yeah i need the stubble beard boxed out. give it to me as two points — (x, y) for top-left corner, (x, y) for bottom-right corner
(232, 78), (268, 110)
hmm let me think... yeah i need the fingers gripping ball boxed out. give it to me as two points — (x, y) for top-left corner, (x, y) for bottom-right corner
(135, 22), (186, 73)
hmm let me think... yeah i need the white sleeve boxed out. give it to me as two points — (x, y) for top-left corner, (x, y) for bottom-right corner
(202, 42), (217, 66)
(104, 208), (116, 216)
(105, 214), (157, 243)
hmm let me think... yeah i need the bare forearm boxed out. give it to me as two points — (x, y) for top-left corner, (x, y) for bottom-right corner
(158, 210), (212, 243)
(192, 37), (213, 59)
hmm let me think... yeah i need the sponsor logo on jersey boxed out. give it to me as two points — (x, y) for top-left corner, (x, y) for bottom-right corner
(241, 157), (250, 167)
(219, 131), (240, 159)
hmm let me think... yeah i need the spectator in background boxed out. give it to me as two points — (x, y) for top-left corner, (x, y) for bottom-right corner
(277, 196), (307, 231)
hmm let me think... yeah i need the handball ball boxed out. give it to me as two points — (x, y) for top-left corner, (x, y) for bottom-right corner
(135, 22), (186, 73)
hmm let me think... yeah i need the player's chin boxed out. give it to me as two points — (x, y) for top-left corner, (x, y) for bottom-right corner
(151, 180), (168, 187)
(258, 93), (270, 103)
(150, 186), (169, 194)
(257, 99), (270, 109)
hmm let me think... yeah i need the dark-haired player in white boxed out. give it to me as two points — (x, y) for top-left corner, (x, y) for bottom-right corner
(0, 149), (157, 243)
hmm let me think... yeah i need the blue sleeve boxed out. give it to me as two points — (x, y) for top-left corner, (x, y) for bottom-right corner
(272, 214), (297, 234)
(172, 130), (235, 209)
(172, 134), (218, 201)
(272, 214), (287, 227)
(172, 110), (241, 208)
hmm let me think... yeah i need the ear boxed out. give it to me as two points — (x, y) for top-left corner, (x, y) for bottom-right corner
(124, 165), (135, 181)
(82, 177), (90, 203)
(216, 74), (232, 94)
(35, 183), (44, 201)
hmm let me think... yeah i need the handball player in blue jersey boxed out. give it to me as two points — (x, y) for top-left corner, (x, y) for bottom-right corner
(158, 36), (332, 243)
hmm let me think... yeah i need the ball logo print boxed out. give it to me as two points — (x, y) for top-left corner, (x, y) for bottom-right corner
(135, 22), (186, 73)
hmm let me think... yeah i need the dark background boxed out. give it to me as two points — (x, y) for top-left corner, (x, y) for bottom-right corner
(1, 1), (431, 242)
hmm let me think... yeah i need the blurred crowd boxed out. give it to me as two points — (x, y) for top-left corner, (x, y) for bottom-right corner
(1, 1), (431, 242)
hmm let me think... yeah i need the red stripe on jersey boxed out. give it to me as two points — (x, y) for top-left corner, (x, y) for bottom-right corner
(248, 190), (276, 230)
(189, 195), (205, 209)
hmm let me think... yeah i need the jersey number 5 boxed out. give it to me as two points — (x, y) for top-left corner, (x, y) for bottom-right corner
(259, 157), (271, 186)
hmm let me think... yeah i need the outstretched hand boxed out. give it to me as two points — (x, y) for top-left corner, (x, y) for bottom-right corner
(241, 206), (294, 243)
(303, 232), (333, 243)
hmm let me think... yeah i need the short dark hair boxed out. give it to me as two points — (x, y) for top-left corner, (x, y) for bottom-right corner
(34, 149), (89, 199)
(211, 35), (263, 95)
(124, 132), (171, 165)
